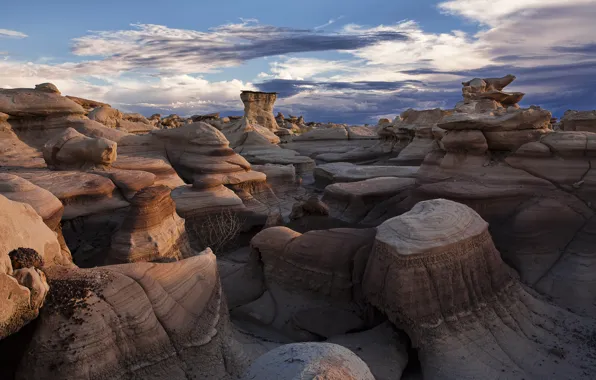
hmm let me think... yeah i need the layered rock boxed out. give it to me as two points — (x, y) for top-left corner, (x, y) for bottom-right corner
(240, 91), (279, 131)
(561, 110), (596, 132)
(0, 194), (72, 339)
(108, 186), (193, 264)
(322, 177), (416, 224)
(89, 106), (156, 134)
(387, 108), (451, 166)
(0, 173), (64, 230)
(363, 199), (596, 379)
(314, 162), (418, 189)
(0, 87), (85, 117)
(17, 251), (250, 380)
(240, 342), (375, 380)
(42, 127), (117, 170)
(438, 75), (552, 151)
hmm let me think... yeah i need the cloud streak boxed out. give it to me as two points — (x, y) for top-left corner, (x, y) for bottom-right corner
(0, 29), (28, 38)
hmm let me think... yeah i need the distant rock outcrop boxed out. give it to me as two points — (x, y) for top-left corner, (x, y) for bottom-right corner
(241, 91), (279, 131)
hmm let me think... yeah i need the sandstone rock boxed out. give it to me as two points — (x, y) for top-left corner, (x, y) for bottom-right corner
(154, 121), (253, 182)
(17, 251), (249, 379)
(108, 186), (193, 264)
(251, 226), (375, 301)
(0, 174), (64, 230)
(0, 263), (49, 339)
(322, 177), (416, 224)
(314, 162), (418, 189)
(293, 126), (348, 141)
(65, 96), (110, 113)
(363, 199), (596, 379)
(241, 91), (279, 131)
(441, 130), (488, 154)
(42, 127), (117, 169)
(0, 88), (85, 117)
(87, 105), (123, 128)
(561, 110), (596, 132)
(240, 342), (374, 380)
(289, 196), (329, 220)
(439, 107), (551, 131)
(0, 194), (71, 269)
(18, 171), (129, 219)
(34, 83), (60, 94)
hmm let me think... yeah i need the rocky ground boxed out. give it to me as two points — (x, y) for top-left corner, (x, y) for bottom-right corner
(1, 75), (596, 379)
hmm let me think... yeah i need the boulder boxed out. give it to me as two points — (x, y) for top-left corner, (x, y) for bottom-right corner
(240, 342), (374, 380)
(42, 127), (117, 169)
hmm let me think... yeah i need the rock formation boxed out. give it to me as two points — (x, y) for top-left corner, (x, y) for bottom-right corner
(363, 199), (596, 379)
(240, 342), (375, 380)
(240, 91), (279, 131)
(561, 110), (596, 132)
(42, 127), (117, 170)
(17, 250), (250, 380)
(108, 185), (193, 263)
(314, 162), (418, 189)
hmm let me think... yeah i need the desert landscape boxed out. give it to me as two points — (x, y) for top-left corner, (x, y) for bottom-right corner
(1, 72), (596, 379)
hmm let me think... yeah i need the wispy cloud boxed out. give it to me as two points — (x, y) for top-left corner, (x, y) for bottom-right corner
(69, 20), (407, 75)
(0, 29), (28, 38)
(314, 15), (345, 30)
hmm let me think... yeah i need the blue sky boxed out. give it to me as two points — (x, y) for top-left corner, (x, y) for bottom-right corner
(2, 0), (596, 123)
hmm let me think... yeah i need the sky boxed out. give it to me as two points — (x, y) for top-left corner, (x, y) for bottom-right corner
(1, 0), (596, 124)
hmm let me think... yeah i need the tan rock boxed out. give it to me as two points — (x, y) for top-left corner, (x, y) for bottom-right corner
(0, 88), (84, 117)
(0, 173), (64, 230)
(87, 105), (122, 128)
(108, 186), (193, 264)
(241, 342), (374, 380)
(240, 90), (279, 131)
(18, 251), (249, 379)
(314, 162), (418, 189)
(18, 171), (129, 219)
(42, 127), (117, 169)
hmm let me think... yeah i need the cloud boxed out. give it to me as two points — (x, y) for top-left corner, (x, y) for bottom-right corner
(0, 29), (28, 38)
(69, 20), (407, 75)
(314, 16), (345, 30)
(3, 2), (596, 123)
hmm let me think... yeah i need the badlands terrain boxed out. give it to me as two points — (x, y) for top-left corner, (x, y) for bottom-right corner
(2, 75), (596, 379)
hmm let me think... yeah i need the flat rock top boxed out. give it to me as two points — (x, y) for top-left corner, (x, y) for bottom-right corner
(325, 177), (416, 197)
(376, 199), (488, 256)
(316, 162), (419, 180)
(17, 170), (117, 199)
(0, 89), (85, 117)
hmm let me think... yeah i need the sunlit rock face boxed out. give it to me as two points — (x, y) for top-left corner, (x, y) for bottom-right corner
(0, 193), (73, 340)
(108, 185), (194, 264)
(240, 91), (280, 131)
(16, 250), (250, 380)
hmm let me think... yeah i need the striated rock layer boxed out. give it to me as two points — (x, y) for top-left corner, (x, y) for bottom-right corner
(108, 185), (193, 264)
(17, 250), (249, 380)
(363, 199), (596, 379)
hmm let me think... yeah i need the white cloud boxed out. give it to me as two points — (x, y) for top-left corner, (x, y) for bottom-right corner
(0, 29), (28, 38)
